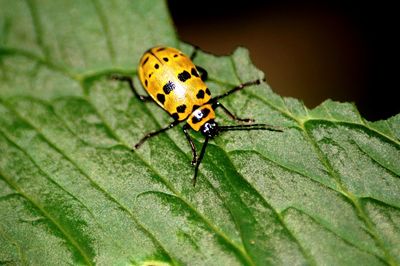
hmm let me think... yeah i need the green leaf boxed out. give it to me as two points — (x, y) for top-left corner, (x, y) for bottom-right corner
(0, 0), (399, 265)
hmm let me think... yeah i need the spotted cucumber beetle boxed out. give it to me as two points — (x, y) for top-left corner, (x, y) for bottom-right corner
(112, 46), (282, 186)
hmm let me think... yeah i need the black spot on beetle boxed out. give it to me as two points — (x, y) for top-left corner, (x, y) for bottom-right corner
(155, 64), (159, 69)
(191, 68), (199, 77)
(173, 54), (178, 58)
(172, 113), (179, 120)
(192, 116), (201, 124)
(148, 73), (152, 78)
(202, 108), (210, 117)
(191, 108), (210, 124)
(163, 57), (169, 62)
(142, 57), (149, 66)
(192, 105), (200, 112)
(157, 93), (165, 104)
(177, 70), (191, 82)
(205, 88), (211, 95)
(196, 89), (205, 99)
(176, 104), (187, 113)
(145, 79), (148, 87)
(156, 47), (166, 51)
(163, 81), (175, 94)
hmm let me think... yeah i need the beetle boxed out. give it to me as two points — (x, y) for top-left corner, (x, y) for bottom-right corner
(112, 46), (282, 186)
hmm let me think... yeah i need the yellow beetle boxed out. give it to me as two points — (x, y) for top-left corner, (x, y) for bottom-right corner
(112, 46), (282, 186)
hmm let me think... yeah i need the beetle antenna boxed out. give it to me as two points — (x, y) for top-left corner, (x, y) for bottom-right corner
(193, 136), (210, 187)
(219, 124), (283, 132)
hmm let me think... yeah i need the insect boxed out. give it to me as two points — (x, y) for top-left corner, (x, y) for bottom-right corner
(112, 46), (282, 186)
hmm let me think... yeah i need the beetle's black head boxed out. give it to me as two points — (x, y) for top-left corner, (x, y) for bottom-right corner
(200, 119), (219, 138)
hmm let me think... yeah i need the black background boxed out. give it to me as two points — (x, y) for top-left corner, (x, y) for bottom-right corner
(168, 0), (398, 121)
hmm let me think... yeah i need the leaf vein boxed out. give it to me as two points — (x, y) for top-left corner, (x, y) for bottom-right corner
(90, 0), (115, 63)
(0, 128), (99, 222)
(0, 170), (94, 265)
(281, 206), (387, 262)
(352, 139), (400, 179)
(0, 223), (27, 265)
(231, 149), (335, 191)
(220, 145), (315, 265)
(25, 0), (50, 59)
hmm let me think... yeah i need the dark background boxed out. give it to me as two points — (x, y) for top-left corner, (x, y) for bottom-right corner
(167, 0), (398, 121)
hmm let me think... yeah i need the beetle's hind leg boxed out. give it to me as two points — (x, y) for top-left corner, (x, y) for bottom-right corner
(110, 75), (152, 102)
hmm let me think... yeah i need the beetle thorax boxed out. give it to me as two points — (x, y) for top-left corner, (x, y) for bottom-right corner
(187, 104), (216, 132)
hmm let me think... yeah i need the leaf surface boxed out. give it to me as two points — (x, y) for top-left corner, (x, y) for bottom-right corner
(0, 1), (399, 265)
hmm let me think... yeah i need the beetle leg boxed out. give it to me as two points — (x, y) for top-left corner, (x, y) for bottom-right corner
(134, 120), (181, 149)
(183, 124), (197, 165)
(189, 45), (201, 61)
(213, 101), (254, 122)
(110, 75), (152, 102)
(212, 78), (265, 102)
